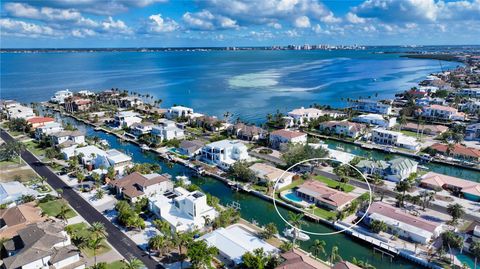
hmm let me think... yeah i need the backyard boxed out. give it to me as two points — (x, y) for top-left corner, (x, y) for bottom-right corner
(38, 199), (77, 219)
(66, 222), (112, 258)
(314, 175), (355, 192)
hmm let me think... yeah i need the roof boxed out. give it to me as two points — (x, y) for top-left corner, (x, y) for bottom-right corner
(425, 104), (458, 113)
(403, 122), (448, 134)
(249, 162), (295, 182)
(356, 160), (389, 170)
(50, 130), (84, 138)
(389, 158), (418, 170)
(320, 121), (366, 132)
(110, 172), (169, 198)
(368, 202), (441, 233)
(270, 129), (306, 139)
(106, 149), (132, 163)
(0, 202), (45, 238)
(296, 180), (355, 208)
(200, 224), (277, 265)
(421, 172), (480, 197)
(0, 182), (39, 203)
(179, 139), (205, 151)
(288, 107), (323, 116)
(430, 143), (480, 158)
(231, 123), (265, 137)
(332, 261), (362, 269)
(205, 139), (247, 150)
(276, 249), (329, 269)
(26, 117), (55, 124)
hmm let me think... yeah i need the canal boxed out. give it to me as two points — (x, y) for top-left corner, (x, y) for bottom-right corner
(56, 114), (480, 269)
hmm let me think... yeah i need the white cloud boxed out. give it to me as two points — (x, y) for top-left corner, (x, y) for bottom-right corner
(147, 14), (179, 33)
(4, 3), (82, 22)
(345, 12), (366, 24)
(71, 28), (96, 37)
(0, 18), (59, 37)
(294, 16), (311, 28)
(182, 10), (238, 30)
(268, 22), (282, 29)
(100, 17), (132, 34)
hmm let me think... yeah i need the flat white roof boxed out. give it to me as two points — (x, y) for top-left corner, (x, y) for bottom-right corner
(205, 139), (246, 149)
(200, 224), (277, 265)
(106, 149), (131, 163)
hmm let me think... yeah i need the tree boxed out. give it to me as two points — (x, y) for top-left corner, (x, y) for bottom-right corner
(173, 232), (194, 268)
(310, 239), (326, 258)
(88, 222), (108, 240)
(469, 240), (480, 269)
(447, 203), (465, 225)
(228, 161), (257, 183)
(148, 234), (169, 256)
(261, 222), (278, 239)
(95, 189), (105, 200)
(279, 241), (293, 253)
(153, 219), (171, 237)
(352, 257), (376, 269)
(45, 148), (58, 160)
(241, 248), (278, 269)
(56, 204), (71, 223)
(76, 171), (85, 183)
(441, 231), (464, 265)
(187, 240), (219, 269)
(288, 212), (306, 245)
(20, 194), (35, 203)
(282, 143), (329, 167)
(417, 190), (435, 211)
(330, 246), (342, 264)
(370, 220), (387, 234)
(0, 140), (26, 163)
(121, 258), (144, 269)
(87, 236), (103, 266)
(394, 180), (412, 208)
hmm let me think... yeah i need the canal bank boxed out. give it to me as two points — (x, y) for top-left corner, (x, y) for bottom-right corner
(50, 112), (441, 269)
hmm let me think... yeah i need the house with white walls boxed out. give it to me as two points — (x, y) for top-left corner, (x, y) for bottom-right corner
(352, 113), (397, 128)
(110, 172), (173, 202)
(352, 99), (392, 115)
(35, 122), (64, 139)
(166, 106), (194, 119)
(50, 130), (85, 147)
(269, 129), (307, 149)
(113, 111), (142, 128)
(371, 128), (421, 151)
(201, 139), (249, 170)
(50, 89), (73, 104)
(151, 119), (185, 141)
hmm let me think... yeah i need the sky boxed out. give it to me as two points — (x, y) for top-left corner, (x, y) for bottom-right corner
(0, 0), (479, 48)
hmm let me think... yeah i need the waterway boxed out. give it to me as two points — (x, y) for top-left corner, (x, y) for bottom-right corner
(54, 113), (480, 269)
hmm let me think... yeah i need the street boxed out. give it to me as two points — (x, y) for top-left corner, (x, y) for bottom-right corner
(1, 130), (161, 269)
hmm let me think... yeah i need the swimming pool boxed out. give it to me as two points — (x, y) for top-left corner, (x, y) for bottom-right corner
(284, 191), (303, 203)
(456, 253), (475, 269)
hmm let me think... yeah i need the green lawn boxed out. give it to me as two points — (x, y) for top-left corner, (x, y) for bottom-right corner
(66, 223), (112, 258)
(400, 130), (420, 138)
(38, 199), (77, 219)
(105, 261), (126, 269)
(311, 207), (336, 219)
(23, 140), (47, 157)
(277, 179), (305, 193)
(314, 175), (355, 193)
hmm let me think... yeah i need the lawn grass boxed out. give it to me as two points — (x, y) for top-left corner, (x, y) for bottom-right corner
(38, 199), (77, 219)
(311, 207), (336, 219)
(66, 223), (112, 258)
(105, 261), (126, 269)
(277, 178), (305, 193)
(23, 140), (46, 157)
(314, 175), (355, 193)
(400, 130), (420, 138)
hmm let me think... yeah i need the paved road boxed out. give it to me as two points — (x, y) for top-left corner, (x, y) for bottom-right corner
(1, 130), (161, 269)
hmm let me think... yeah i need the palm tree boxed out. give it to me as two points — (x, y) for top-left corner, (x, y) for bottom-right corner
(418, 190), (435, 211)
(187, 240), (219, 269)
(153, 219), (171, 237)
(470, 240), (480, 269)
(148, 234), (168, 256)
(87, 236), (103, 266)
(122, 258), (144, 269)
(173, 232), (193, 268)
(88, 222), (108, 240)
(447, 203), (465, 226)
(395, 180), (412, 208)
(330, 245), (342, 264)
(56, 204), (70, 223)
(288, 212), (306, 245)
(310, 239), (326, 258)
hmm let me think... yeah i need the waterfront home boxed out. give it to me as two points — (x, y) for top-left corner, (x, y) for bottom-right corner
(360, 202), (443, 244)
(286, 107), (324, 126)
(249, 162), (295, 189)
(295, 180), (355, 211)
(420, 172), (480, 201)
(351, 113), (397, 128)
(78, 90), (95, 96)
(50, 89), (73, 104)
(402, 122), (448, 136)
(459, 100), (480, 114)
(64, 97), (91, 113)
(93, 149), (132, 176)
(166, 105), (194, 119)
(178, 140), (205, 157)
(119, 96), (143, 108)
(113, 111), (142, 128)
(319, 120), (366, 138)
(275, 249), (331, 269)
(26, 117), (55, 128)
(0, 202), (45, 239)
(429, 143), (480, 162)
(129, 122), (153, 137)
(458, 88), (480, 98)
(192, 115), (226, 131)
(0, 182), (39, 205)
(356, 158), (418, 182)
(200, 224), (278, 266)
(201, 139), (249, 170)
(331, 261), (362, 269)
(35, 122), (64, 139)
(420, 104), (466, 121)
(110, 172), (172, 202)
(351, 99), (392, 115)
(50, 130), (85, 147)
(228, 122), (267, 141)
(0, 100), (20, 111)
(148, 187), (217, 232)
(61, 144), (105, 162)
(466, 123), (480, 141)
(371, 128), (421, 151)
(269, 129), (307, 150)
(6, 104), (35, 120)
(151, 119), (185, 142)
(2, 221), (85, 269)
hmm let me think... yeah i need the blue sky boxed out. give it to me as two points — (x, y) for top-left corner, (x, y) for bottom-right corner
(1, 0), (479, 48)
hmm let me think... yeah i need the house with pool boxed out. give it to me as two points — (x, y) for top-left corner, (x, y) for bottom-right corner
(420, 172), (480, 202)
(284, 180), (356, 211)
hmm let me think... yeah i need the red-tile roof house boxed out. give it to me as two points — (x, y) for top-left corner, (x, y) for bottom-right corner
(275, 249), (330, 269)
(429, 143), (480, 162)
(269, 129), (307, 149)
(332, 261), (362, 269)
(295, 180), (355, 210)
(421, 172), (480, 202)
(26, 117), (55, 128)
(109, 172), (172, 202)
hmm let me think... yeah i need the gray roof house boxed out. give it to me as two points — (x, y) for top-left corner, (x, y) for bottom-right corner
(356, 157), (418, 182)
(2, 221), (85, 269)
(178, 140), (205, 157)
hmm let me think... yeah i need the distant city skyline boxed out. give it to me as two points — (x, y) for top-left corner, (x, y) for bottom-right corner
(1, 0), (479, 48)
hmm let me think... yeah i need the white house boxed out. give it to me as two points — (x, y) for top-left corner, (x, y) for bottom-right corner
(352, 99), (392, 115)
(50, 89), (73, 104)
(371, 128), (421, 151)
(319, 121), (366, 138)
(356, 158), (418, 182)
(35, 122), (64, 139)
(460, 100), (480, 114)
(151, 119), (185, 142)
(50, 130), (85, 146)
(166, 106), (194, 119)
(421, 105), (466, 121)
(458, 88), (480, 98)
(201, 140), (249, 170)
(110, 172), (173, 202)
(149, 187), (218, 232)
(361, 202), (443, 244)
(352, 114), (396, 128)
(287, 107), (324, 126)
(6, 104), (35, 120)
(2, 221), (85, 269)
(94, 149), (132, 176)
(113, 111), (142, 128)
(269, 129), (307, 149)
(61, 145), (105, 161)
(199, 224), (278, 266)
(466, 123), (480, 141)
(129, 122), (153, 137)
(249, 163), (295, 189)
(0, 182), (39, 205)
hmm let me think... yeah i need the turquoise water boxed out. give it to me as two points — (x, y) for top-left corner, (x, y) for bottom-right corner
(1, 50), (458, 123)
(457, 253), (476, 269)
(284, 191), (303, 203)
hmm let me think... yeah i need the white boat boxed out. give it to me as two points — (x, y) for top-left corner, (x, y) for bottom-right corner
(175, 175), (191, 185)
(140, 144), (150, 151)
(283, 227), (310, 241)
(418, 165), (429, 170)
